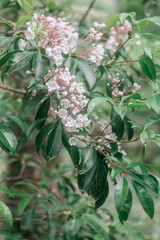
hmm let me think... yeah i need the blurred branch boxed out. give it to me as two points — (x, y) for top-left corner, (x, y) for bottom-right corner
(79, 0), (96, 26)
(0, 84), (25, 95)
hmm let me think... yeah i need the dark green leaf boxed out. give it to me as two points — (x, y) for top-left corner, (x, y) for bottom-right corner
(26, 116), (50, 138)
(2, 114), (26, 133)
(128, 171), (158, 195)
(139, 54), (156, 81)
(114, 106), (127, 120)
(0, 51), (19, 68)
(35, 97), (50, 129)
(95, 182), (109, 208)
(87, 97), (106, 118)
(0, 123), (17, 154)
(69, 146), (80, 166)
(111, 108), (124, 139)
(45, 124), (62, 160)
(78, 145), (97, 174)
(119, 189), (132, 224)
(78, 161), (98, 192)
(24, 92), (46, 116)
(132, 180), (154, 219)
(114, 176), (128, 213)
(35, 122), (54, 153)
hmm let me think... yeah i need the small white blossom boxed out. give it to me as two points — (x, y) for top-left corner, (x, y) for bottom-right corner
(69, 137), (78, 146)
(58, 108), (68, 118)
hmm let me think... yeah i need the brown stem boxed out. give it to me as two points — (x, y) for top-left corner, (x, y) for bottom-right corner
(78, 0), (96, 26)
(109, 60), (138, 65)
(0, 84), (25, 95)
(103, 32), (132, 66)
(96, 146), (117, 167)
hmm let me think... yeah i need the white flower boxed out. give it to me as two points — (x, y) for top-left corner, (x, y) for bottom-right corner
(69, 137), (77, 146)
(25, 26), (35, 40)
(60, 99), (70, 109)
(19, 39), (27, 51)
(76, 83), (84, 94)
(58, 108), (68, 118)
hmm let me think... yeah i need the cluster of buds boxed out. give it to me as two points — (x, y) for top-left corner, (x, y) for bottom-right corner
(46, 68), (91, 145)
(25, 14), (78, 66)
(105, 20), (132, 52)
(107, 73), (141, 98)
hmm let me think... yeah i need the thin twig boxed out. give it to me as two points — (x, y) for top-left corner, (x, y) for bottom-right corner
(0, 84), (25, 95)
(109, 59), (138, 65)
(103, 32), (132, 66)
(79, 0), (96, 26)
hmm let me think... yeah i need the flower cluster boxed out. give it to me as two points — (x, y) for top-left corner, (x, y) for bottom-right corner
(107, 73), (141, 98)
(46, 68), (91, 144)
(105, 20), (132, 52)
(25, 14), (78, 66)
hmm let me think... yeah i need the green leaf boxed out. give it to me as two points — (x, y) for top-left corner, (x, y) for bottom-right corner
(33, 51), (47, 79)
(147, 164), (160, 175)
(111, 167), (122, 181)
(0, 200), (13, 231)
(119, 189), (132, 224)
(147, 93), (160, 115)
(114, 176), (128, 213)
(75, 60), (96, 89)
(66, 215), (82, 237)
(126, 162), (148, 175)
(0, 231), (14, 240)
(0, 37), (15, 50)
(17, 15), (31, 26)
(120, 12), (136, 24)
(139, 54), (156, 82)
(21, 208), (34, 229)
(0, 51), (19, 68)
(18, 197), (32, 214)
(0, 123), (17, 154)
(125, 118), (134, 140)
(2, 114), (26, 133)
(84, 214), (109, 233)
(35, 97), (50, 129)
(24, 92), (46, 116)
(114, 106), (127, 120)
(87, 96), (113, 118)
(128, 171), (159, 195)
(45, 124), (62, 160)
(78, 145), (97, 174)
(26, 116), (50, 138)
(78, 161), (98, 191)
(5, 51), (34, 74)
(144, 117), (160, 129)
(35, 122), (54, 153)
(0, 186), (14, 197)
(132, 181), (154, 219)
(111, 108), (124, 139)
(107, 14), (120, 31)
(148, 138), (160, 147)
(88, 157), (108, 200)
(69, 146), (80, 167)
(95, 182), (109, 208)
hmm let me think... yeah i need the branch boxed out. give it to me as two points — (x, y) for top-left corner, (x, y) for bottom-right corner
(0, 84), (25, 95)
(103, 32), (132, 66)
(79, 0), (96, 26)
(109, 59), (138, 65)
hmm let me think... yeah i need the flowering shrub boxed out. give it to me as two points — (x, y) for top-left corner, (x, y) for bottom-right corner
(0, 1), (160, 238)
